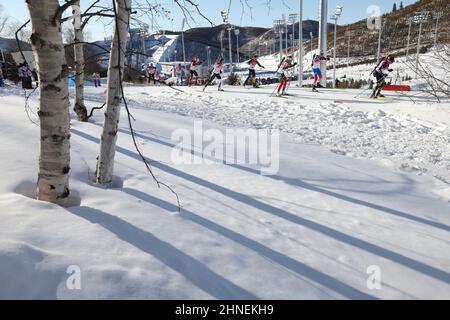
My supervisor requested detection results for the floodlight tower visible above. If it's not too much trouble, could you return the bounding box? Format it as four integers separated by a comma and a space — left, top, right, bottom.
413, 11, 429, 78
433, 11, 444, 48
273, 20, 285, 62
221, 10, 233, 70
298, 0, 304, 87
331, 5, 343, 88
318, 0, 328, 87
234, 29, 240, 64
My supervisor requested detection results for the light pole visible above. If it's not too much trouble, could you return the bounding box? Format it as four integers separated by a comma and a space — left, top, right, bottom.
310, 31, 313, 53
219, 30, 224, 57
221, 10, 233, 71
377, 18, 383, 60
289, 34, 293, 54
162, 30, 166, 62
434, 11, 444, 48
289, 13, 299, 47
174, 49, 177, 62
345, 29, 354, 68
331, 5, 343, 89
206, 46, 211, 70
318, 0, 328, 87
414, 11, 429, 78
406, 17, 413, 58
234, 29, 240, 64
282, 14, 288, 55
274, 20, 285, 62
298, 0, 303, 87
181, 18, 187, 68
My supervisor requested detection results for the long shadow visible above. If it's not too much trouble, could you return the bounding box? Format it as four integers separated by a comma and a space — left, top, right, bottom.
122, 187, 376, 299
99, 125, 450, 233
71, 128, 450, 284
67, 206, 257, 300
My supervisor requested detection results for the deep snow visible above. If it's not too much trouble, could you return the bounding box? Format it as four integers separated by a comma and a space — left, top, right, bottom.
0, 81, 449, 299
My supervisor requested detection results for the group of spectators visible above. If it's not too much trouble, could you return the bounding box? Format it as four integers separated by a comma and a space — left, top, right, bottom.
0, 62, 38, 89
0, 61, 105, 90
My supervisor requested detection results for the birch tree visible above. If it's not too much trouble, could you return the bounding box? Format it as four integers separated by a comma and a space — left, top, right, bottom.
26, 0, 71, 204
96, 0, 131, 184
71, 1, 88, 121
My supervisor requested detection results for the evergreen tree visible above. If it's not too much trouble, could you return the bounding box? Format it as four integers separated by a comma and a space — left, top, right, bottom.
393, 3, 397, 12
399, 1, 404, 10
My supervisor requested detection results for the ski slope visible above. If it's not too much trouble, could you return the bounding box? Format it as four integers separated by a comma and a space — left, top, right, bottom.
0, 83, 449, 299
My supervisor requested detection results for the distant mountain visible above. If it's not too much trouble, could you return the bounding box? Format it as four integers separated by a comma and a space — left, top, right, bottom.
0, 37, 31, 53
145, 20, 328, 64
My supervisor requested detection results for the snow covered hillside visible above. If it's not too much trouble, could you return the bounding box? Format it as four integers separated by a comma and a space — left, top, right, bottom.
0, 83, 449, 299
151, 34, 179, 63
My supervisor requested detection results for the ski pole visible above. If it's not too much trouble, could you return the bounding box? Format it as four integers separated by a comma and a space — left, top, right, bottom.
270, 84, 278, 97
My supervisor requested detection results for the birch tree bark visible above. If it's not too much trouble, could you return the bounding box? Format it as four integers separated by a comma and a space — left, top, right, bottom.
72, 1, 88, 122
26, 0, 71, 204
96, 0, 131, 184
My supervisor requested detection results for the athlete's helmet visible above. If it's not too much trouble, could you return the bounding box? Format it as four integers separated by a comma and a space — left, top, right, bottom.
387, 55, 395, 63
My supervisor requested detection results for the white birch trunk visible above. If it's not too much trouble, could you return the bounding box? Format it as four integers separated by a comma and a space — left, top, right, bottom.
26, 0, 71, 204
72, 1, 88, 122
96, 0, 131, 184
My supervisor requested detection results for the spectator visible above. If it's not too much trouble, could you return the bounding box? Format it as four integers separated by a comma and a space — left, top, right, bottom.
19, 63, 33, 89
0, 65, 4, 87
92, 72, 101, 87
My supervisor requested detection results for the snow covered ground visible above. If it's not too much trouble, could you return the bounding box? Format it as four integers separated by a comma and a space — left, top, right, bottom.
0, 82, 449, 299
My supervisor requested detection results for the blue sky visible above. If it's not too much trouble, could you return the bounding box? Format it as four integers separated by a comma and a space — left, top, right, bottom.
1, 0, 417, 40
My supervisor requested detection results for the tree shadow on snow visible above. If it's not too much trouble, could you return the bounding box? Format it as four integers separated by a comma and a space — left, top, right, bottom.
121, 187, 376, 299
70, 128, 450, 286
67, 206, 257, 300
88, 125, 450, 233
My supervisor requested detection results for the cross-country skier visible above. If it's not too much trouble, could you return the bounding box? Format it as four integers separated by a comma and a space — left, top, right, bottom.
276, 56, 297, 97
175, 63, 185, 85
188, 57, 202, 86
244, 55, 264, 88
203, 56, 224, 92
311, 51, 329, 92
148, 63, 156, 85
370, 55, 395, 99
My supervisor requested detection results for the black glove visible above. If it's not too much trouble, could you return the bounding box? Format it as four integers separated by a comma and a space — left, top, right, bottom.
388, 68, 393, 72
